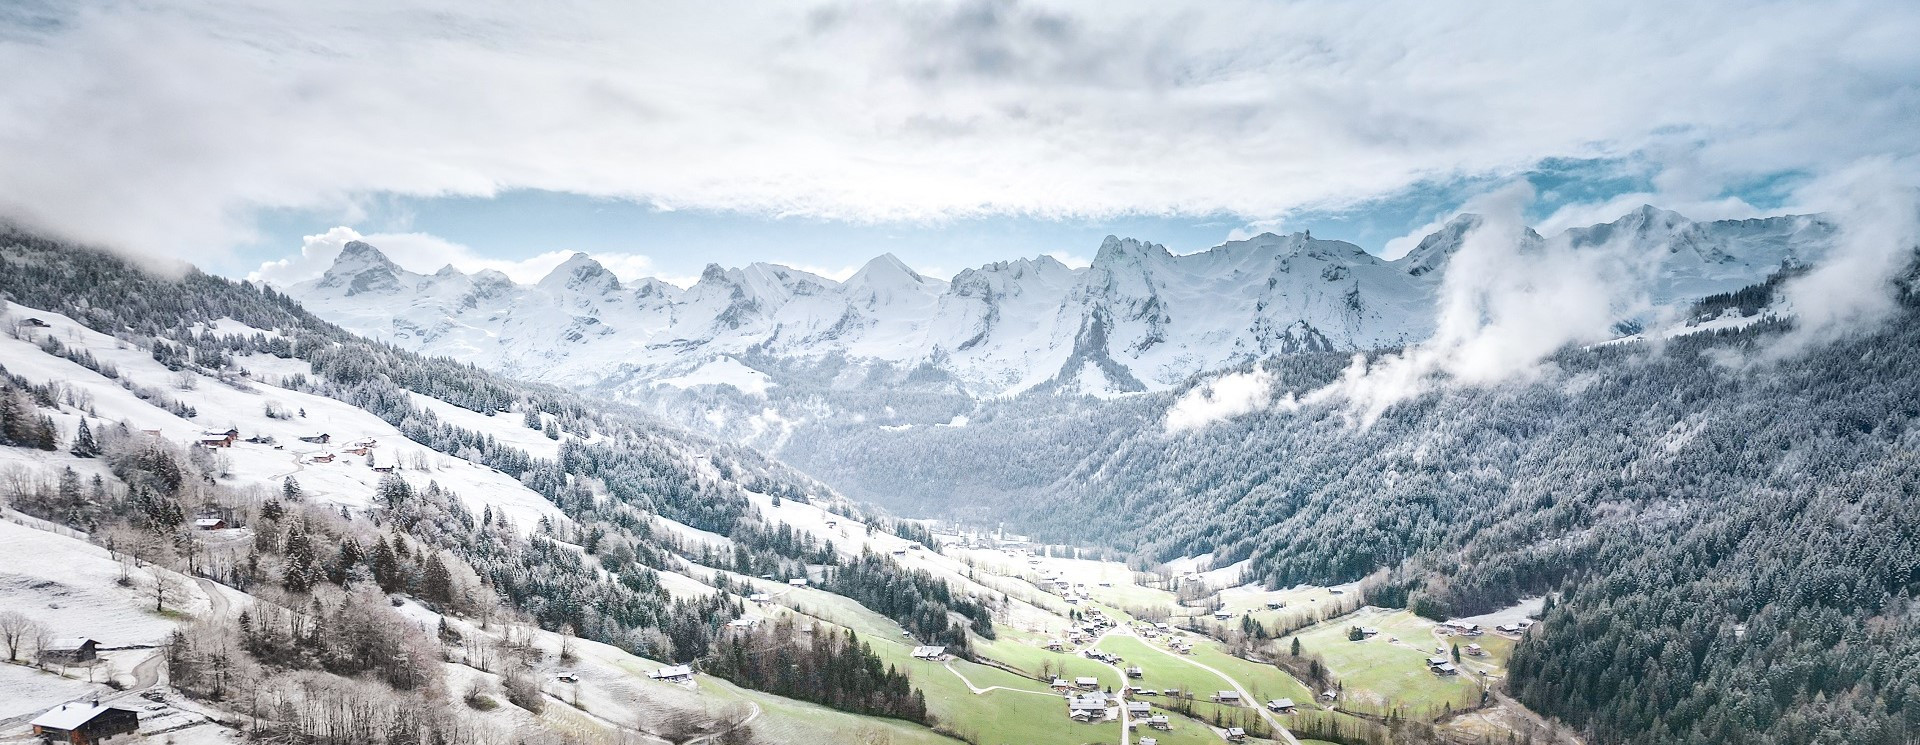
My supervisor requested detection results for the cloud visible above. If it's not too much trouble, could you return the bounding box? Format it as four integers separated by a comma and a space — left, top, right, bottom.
1164, 367, 1294, 433
1305, 183, 1659, 426
1043, 251, 1091, 269
1764, 158, 1920, 358
1, 0, 1917, 262
249, 226, 658, 285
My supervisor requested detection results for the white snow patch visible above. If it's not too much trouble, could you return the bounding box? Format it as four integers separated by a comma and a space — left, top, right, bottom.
652, 357, 773, 396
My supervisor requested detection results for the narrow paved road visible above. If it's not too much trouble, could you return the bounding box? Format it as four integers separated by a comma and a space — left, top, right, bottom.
195, 577, 233, 620
1089, 627, 1132, 745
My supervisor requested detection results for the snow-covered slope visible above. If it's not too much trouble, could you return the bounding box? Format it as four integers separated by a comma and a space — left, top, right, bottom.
287, 207, 1832, 401
0, 301, 566, 532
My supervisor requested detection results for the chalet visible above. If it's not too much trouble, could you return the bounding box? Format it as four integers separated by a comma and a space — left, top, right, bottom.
1136, 688, 1159, 696
1466, 643, 1484, 656
1075, 676, 1099, 690
22, 317, 51, 328
297, 434, 331, 444
648, 664, 694, 683
196, 430, 235, 448
30, 700, 138, 744
556, 672, 578, 683
1125, 666, 1143, 679
309, 453, 335, 464
1141, 739, 1159, 745
1067, 692, 1109, 721
726, 615, 763, 630
1427, 655, 1450, 668
1213, 610, 1232, 620
1267, 698, 1298, 713
1212, 690, 1242, 705
1266, 601, 1285, 610
910, 646, 947, 661
1361, 626, 1380, 637
747, 592, 772, 603
40, 638, 99, 665
1145, 715, 1171, 730
787, 578, 807, 587
1046, 639, 1064, 651
1226, 726, 1248, 741
192, 518, 227, 530
1050, 677, 1074, 690
891, 547, 907, 556
1432, 662, 1460, 676
352, 438, 378, 448
1126, 701, 1152, 716
1442, 620, 1483, 636
344, 446, 370, 456
371, 466, 395, 474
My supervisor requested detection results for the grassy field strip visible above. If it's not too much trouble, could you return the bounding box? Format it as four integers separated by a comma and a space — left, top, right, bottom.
1124, 628, 1303, 745
941, 663, 1064, 697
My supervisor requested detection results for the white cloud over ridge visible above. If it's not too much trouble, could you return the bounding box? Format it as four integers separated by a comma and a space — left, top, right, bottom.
1, 0, 1917, 261
250, 226, 660, 286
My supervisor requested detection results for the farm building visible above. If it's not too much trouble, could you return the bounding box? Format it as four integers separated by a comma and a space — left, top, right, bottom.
1067, 692, 1110, 721
1226, 726, 1247, 741
40, 638, 99, 664
1145, 714, 1171, 730
1212, 690, 1242, 704
1125, 666, 1143, 678
1126, 701, 1151, 716
30, 700, 138, 744
1267, 698, 1297, 713
910, 646, 947, 661
1075, 676, 1099, 690
297, 434, 330, 444
787, 577, 807, 587
648, 664, 694, 683
192, 518, 227, 530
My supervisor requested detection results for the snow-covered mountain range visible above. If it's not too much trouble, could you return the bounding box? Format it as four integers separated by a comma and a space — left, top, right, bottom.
287, 206, 1834, 400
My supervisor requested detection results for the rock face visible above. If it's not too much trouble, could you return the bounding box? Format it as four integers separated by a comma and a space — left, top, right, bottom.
288, 207, 1832, 399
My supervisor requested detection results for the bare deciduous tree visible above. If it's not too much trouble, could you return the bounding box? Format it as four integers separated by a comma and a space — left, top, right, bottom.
0, 611, 46, 662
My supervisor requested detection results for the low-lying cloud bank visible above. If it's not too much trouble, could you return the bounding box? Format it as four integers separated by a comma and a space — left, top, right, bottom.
1165, 164, 1920, 432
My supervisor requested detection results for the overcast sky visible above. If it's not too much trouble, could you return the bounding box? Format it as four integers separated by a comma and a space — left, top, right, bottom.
1, 0, 1916, 285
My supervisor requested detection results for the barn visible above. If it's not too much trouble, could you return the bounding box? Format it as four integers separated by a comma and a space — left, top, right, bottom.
40, 638, 99, 665
30, 700, 139, 744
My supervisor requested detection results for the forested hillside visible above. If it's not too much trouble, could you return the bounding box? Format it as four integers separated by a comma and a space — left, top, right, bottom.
0, 230, 959, 708
784, 264, 1920, 743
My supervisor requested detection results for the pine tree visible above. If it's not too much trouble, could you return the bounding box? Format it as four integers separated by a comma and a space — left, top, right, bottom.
423, 554, 453, 604
70, 418, 98, 457
282, 525, 318, 593
57, 467, 81, 503
282, 476, 303, 502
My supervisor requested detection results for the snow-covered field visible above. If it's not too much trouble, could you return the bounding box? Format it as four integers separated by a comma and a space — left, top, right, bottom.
0, 664, 110, 721
0, 517, 206, 646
